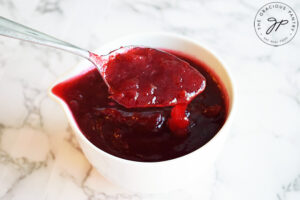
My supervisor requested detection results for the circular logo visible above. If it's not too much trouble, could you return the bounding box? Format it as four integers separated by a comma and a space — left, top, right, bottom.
254, 2, 298, 46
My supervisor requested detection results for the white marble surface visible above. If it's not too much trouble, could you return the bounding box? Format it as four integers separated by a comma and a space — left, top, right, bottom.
0, 0, 300, 199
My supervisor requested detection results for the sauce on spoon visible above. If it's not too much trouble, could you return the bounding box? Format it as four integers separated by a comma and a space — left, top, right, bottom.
90, 47, 206, 134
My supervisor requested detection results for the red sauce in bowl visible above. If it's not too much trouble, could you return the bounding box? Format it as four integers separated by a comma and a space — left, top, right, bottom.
52, 50, 228, 162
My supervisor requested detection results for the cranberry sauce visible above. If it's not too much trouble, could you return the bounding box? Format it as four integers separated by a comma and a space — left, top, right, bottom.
52, 51, 228, 162
91, 47, 206, 108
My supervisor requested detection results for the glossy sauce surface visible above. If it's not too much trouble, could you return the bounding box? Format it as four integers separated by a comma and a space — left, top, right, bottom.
52, 50, 228, 162
96, 47, 206, 108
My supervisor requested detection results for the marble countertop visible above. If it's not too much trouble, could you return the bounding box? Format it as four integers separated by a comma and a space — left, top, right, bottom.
0, 0, 300, 199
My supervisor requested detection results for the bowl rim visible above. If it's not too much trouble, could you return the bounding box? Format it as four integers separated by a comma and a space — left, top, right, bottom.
48, 32, 236, 165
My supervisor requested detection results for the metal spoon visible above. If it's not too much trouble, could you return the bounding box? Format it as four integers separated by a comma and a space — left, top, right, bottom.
0, 16, 100, 68
0, 16, 206, 110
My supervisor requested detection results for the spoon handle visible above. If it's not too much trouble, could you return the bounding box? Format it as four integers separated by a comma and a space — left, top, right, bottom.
0, 16, 90, 60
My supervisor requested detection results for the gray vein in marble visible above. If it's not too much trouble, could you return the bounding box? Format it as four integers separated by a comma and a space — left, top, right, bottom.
0, 0, 14, 8
21, 82, 45, 128
209, 165, 222, 200
0, 0, 15, 17
36, 0, 63, 15
239, 0, 257, 11
90, 192, 141, 200
277, 175, 300, 200
18, 41, 63, 77
123, 0, 174, 13
256, 54, 272, 62
60, 163, 141, 200
0, 149, 54, 198
35, 56, 58, 77
281, 72, 300, 107
64, 125, 81, 152
0, 77, 46, 130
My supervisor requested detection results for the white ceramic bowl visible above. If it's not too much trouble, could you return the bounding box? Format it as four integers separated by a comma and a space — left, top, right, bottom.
49, 33, 235, 193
